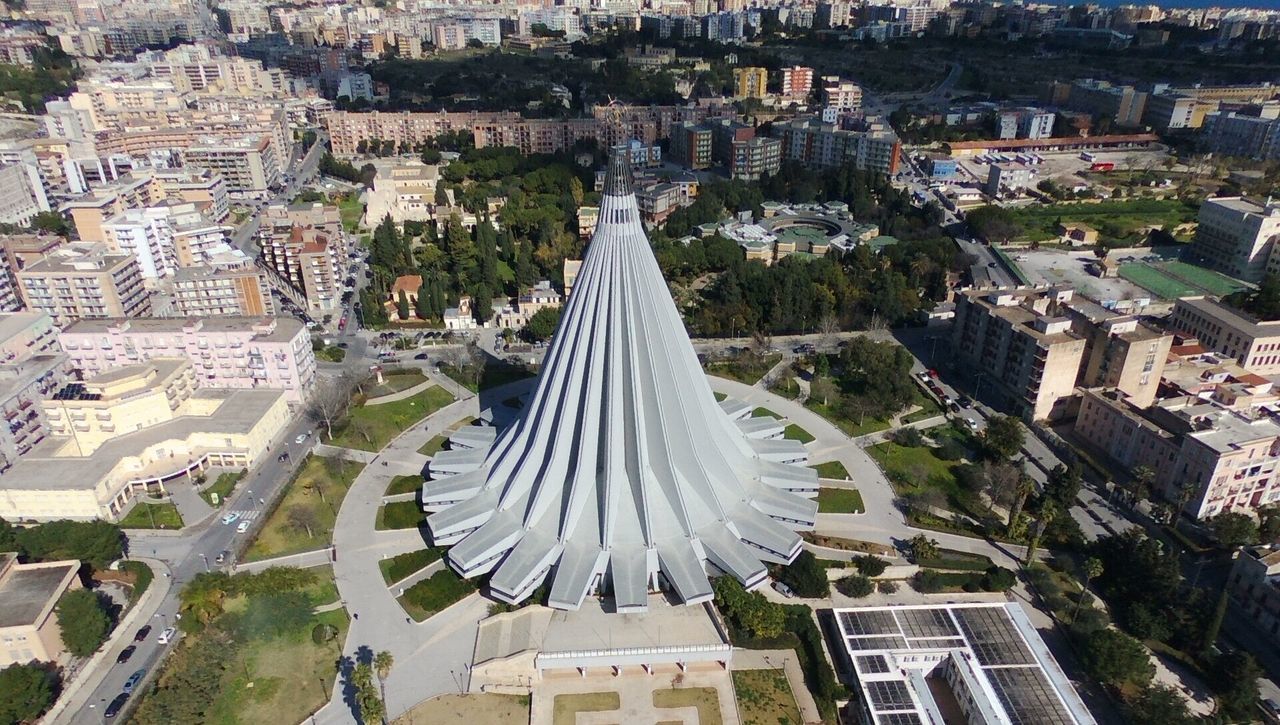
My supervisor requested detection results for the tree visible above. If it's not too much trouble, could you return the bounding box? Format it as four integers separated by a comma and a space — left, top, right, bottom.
1172, 479, 1198, 531
809, 376, 838, 407
712, 576, 785, 639
907, 534, 939, 563
1123, 684, 1198, 725
853, 555, 888, 577
1211, 651, 1262, 721
1208, 511, 1259, 547
374, 649, 394, 715
1202, 586, 1228, 652
32, 211, 70, 237
13, 520, 124, 569
965, 205, 1023, 243
286, 505, 321, 539
0, 663, 56, 725
521, 307, 562, 343
396, 290, 410, 320
835, 575, 874, 598
1042, 463, 1083, 511
1078, 628, 1154, 690
1129, 465, 1156, 505
980, 415, 1024, 461
352, 661, 385, 724
776, 550, 828, 598
56, 589, 111, 656
1074, 557, 1103, 621
306, 374, 356, 441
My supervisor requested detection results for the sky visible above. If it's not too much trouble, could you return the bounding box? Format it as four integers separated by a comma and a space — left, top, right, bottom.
1080, 0, 1280, 8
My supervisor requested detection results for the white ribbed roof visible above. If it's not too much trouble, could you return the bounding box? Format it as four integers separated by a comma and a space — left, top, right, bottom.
424, 151, 818, 611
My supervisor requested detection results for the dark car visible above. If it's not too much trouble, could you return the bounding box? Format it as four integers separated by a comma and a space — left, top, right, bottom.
958, 397, 974, 409
414, 353, 430, 360
104, 692, 129, 719
133, 626, 151, 643
116, 646, 136, 664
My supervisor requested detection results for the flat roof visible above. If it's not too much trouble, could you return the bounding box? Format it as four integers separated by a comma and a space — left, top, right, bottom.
0, 561, 78, 628
946, 133, 1159, 151
1, 388, 284, 492
1174, 296, 1280, 338
833, 603, 1096, 725
62, 316, 303, 343
0, 311, 47, 343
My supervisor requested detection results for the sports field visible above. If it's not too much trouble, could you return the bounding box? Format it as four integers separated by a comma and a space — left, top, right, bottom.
1117, 260, 1248, 300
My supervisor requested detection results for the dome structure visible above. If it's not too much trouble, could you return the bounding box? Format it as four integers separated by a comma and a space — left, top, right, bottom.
423, 150, 818, 612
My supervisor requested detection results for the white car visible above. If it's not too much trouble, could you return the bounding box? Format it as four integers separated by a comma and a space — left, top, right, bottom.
221, 513, 240, 526
965, 418, 980, 431
294, 433, 309, 444
236, 520, 250, 533
156, 627, 177, 645
771, 580, 795, 598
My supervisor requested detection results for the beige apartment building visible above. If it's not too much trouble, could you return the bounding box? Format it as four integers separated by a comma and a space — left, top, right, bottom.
951, 287, 1170, 420
259, 202, 345, 312
1074, 387, 1280, 519
1228, 545, 1280, 648
15, 243, 150, 326
1188, 196, 1280, 283
0, 553, 81, 666
170, 253, 273, 318
61, 167, 231, 244
183, 135, 281, 200
4, 357, 290, 521
1167, 296, 1280, 375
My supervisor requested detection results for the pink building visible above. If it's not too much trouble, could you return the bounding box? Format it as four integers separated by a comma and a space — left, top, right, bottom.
57, 317, 315, 403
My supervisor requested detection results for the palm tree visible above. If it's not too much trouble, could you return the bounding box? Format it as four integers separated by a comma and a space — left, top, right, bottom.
1173, 480, 1198, 532
1006, 475, 1035, 537
1130, 466, 1156, 506
1024, 500, 1058, 565
374, 650, 394, 711
1072, 556, 1103, 622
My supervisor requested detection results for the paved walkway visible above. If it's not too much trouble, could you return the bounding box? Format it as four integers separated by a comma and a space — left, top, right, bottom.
168, 484, 214, 527
366, 379, 435, 405
237, 547, 332, 573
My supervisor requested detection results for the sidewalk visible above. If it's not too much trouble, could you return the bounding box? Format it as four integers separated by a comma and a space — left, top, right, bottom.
238, 547, 333, 573
366, 379, 435, 406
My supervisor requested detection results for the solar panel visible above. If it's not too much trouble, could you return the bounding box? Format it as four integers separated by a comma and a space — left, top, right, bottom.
865, 680, 914, 710
876, 714, 923, 725
856, 655, 890, 674
986, 667, 1076, 725
952, 607, 1035, 666
842, 610, 901, 636
847, 636, 908, 651
904, 637, 966, 650
894, 608, 960, 639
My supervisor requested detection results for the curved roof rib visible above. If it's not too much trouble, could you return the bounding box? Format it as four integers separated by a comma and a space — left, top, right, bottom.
424, 149, 818, 612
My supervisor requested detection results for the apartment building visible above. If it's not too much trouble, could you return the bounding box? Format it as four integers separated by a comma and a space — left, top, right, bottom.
16, 243, 150, 326
259, 202, 346, 313
669, 122, 714, 170
772, 116, 901, 175
1062, 78, 1148, 127
779, 66, 814, 100
1142, 92, 1202, 132
169, 251, 273, 318
58, 316, 315, 403
636, 183, 683, 226
1228, 545, 1280, 649
0, 163, 51, 227
0, 311, 67, 471
61, 167, 231, 243
985, 163, 1035, 197
183, 135, 281, 200
0, 554, 81, 666
710, 119, 755, 167
732, 67, 768, 99
1167, 296, 1280, 374
1188, 196, 1280, 283
730, 137, 783, 181
1201, 104, 1280, 162
1074, 387, 1280, 518
0, 234, 64, 311
820, 77, 863, 111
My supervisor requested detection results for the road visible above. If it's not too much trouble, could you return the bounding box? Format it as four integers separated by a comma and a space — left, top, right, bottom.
231, 129, 329, 258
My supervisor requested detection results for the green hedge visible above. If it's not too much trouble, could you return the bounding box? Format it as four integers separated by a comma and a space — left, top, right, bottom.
379, 548, 444, 585
401, 569, 476, 615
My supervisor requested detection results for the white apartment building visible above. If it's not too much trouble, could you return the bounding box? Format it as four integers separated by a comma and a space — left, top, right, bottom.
1190, 196, 1280, 283
102, 207, 177, 282
170, 251, 273, 318
820, 76, 862, 111
183, 134, 281, 200
0, 163, 51, 227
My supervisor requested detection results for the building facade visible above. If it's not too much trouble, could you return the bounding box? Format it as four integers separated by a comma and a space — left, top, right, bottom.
1188, 196, 1280, 283
15, 243, 151, 326
1168, 296, 1280, 375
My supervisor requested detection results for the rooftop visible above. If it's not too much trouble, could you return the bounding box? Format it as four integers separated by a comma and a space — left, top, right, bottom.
0, 312, 48, 345
61, 316, 303, 343
1174, 296, 1280, 338
0, 560, 78, 629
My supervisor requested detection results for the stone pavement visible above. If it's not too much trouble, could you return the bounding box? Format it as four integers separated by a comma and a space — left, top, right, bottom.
167, 483, 214, 527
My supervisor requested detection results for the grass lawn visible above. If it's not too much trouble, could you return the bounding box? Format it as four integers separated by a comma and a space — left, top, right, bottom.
118, 501, 184, 529
418, 434, 449, 456
714, 391, 727, 402
732, 669, 802, 725
1119, 260, 1249, 301
705, 354, 781, 385
783, 423, 814, 444
867, 442, 961, 500
440, 361, 536, 393
315, 346, 345, 363
366, 370, 426, 398
394, 693, 530, 725
203, 606, 349, 725
817, 488, 865, 514
379, 548, 444, 585
653, 687, 722, 725
752, 407, 779, 418
385, 474, 424, 496
398, 568, 477, 621
202, 470, 244, 507
337, 194, 364, 233
804, 399, 890, 437
1004, 198, 1199, 244
769, 376, 803, 400
809, 460, 851, 480
901, 392, 944, 424
328, 386, 455, 451
376, 500, 424, 530
552, 693, 620, 725
245, 456, 364, 562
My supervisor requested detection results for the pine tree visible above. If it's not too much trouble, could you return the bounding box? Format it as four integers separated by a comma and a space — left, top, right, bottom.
514, 241, 537, 287
414, 283, 431, 319
471, 284, 492, 323
396, 290, 409, 320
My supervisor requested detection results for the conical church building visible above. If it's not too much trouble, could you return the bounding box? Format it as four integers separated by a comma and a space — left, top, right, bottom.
423, 150, 819, 612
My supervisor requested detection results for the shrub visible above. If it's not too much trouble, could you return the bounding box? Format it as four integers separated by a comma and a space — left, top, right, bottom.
878, 580, 898, 594
980, 566, 1017, 592
934, 438, 967, 461
775, 551, 829, 598
852, 554, 888, 577
835, 575, 874, 598
911, 570, 944, 593
891, 427, 924, 447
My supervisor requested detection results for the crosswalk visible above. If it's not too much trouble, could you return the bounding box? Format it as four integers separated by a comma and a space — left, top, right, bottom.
227, 510, 261, 522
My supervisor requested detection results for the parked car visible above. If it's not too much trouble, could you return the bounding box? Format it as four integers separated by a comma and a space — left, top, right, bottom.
965, 418, 979, 431
294, 433, 309, 444
771, 580, 795, 598
958, 397, 974, 409
157, 627, 176, 645
214, 550, 231, 565
116, 646, 136, 664
277, 452, 290, 463
104, 693, 129, 719
122, 669, 146, 694
414, 353, 430, 360
133, 626, 151, 643
220, 513, 239, 526
236, 521, 249, 534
